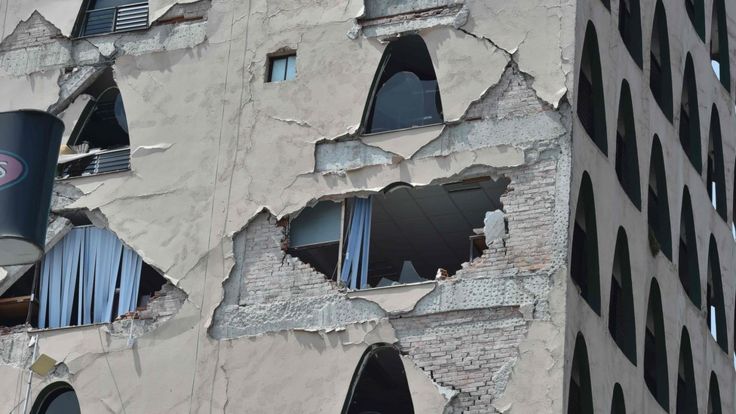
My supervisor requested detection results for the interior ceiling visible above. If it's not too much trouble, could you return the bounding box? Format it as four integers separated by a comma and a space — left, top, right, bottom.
369, 178, 507, 283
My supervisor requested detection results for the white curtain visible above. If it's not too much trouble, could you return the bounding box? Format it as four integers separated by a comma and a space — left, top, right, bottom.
38, 227, 143, 328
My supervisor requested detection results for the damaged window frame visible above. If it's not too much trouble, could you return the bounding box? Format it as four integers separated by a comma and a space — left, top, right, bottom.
360, 34, 444, 135
0, 224, 167, 331
286, 176, 508, 291
57, 67, 132, 180
73, 0, 150, 38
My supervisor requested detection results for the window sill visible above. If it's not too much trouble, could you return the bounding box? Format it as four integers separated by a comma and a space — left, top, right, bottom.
345, 280, 437, 314
29, 321, 111, 334
360, 121, 445, 138
345, 279, 436, 293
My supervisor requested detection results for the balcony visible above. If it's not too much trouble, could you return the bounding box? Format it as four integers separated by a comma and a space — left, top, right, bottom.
78, 1, 149, 37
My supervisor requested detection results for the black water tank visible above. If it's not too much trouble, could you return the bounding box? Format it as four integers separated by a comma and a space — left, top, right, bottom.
0, 110, 64, 265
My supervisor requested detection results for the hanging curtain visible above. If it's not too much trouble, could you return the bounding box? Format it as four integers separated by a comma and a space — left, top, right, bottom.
340, 198, 372, 290
117, 246, 142, 315
37, 227, 143, 328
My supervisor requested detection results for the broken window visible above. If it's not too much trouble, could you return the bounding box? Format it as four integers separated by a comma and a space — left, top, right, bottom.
571, 172, 601, 314
268, 54, 296, 82
615, 81, 641, 208
362, 35, 443, 134
0, 226, 166, 329
678, 188, 701, 309
676, 328, 698, 414
618, 0, 642, 67
706, 236, 727, 352
288, 177, 508, 289
75, 0, 149, 37
708, 372, 722, 414
644, 278, 669, 411
650, 1, 673, 122
707, 106, 726, 220
0, 265, 38, 328
611, 383, 626, 414
341, 344, 414, 414
710, 0, 729, 89
568, 333, 594, 414
648, 136, 672, 259
679, 55, 702, 173
577, 22, 608, 154
31, 382, 81, 414
685, 0, 705, 40
57, 68, 131, 179
608, 227, 636, 365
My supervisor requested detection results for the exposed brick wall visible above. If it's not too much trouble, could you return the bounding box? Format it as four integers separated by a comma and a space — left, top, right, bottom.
236, 213, 338, 306
0, 12, 63, 52
392, 307, 528, 414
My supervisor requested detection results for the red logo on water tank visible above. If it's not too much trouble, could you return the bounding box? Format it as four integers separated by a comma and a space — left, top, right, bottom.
0, 151, 27, 191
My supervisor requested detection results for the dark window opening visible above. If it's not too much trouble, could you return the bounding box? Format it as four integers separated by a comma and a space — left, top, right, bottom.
0, 265, 38, 328
679, 55, 702, 173
650, 1, 673, 122
600, 0, 610, 10
577, 22, 608, 154
58, 68, 131, 179
678, 188, 701, 308
268, 54, 296, 82
618, 0, 643, 67
707, 106, 726, 220
608, 227, 637, 365
615, 81, 641, 208
0, 226, 168, 330
611, 384, 626, 414
708, 373, 722, 414
341, 344, 414, 414
75, 0, 149, 37
571, 172, 601, 314
30, 382, 81, 414
706, 237, 727, 352
710, 0, 730, 90
685, 0, 706, 40
648, 136, 672, 259
676, 329, 698, 414
289, 177, 509, 289
644, 279, 669, 411
362, 35, 443, 134
568, 333, 594, 414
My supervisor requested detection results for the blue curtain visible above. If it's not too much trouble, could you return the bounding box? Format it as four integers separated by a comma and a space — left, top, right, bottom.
340, 198, 372, 289
38, 227, 143, 328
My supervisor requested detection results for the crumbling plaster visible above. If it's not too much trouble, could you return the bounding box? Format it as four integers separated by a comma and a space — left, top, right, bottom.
0, 0, 575, 412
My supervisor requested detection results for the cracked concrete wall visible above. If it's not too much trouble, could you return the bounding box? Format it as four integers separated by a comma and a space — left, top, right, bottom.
0, 0, 574, 412
569, 0, 736, 412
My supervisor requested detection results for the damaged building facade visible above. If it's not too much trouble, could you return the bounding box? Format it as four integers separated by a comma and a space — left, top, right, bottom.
0, 0, 729, 412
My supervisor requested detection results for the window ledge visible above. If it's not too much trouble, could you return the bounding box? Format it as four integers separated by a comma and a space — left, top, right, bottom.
360, 121, 445, 138
29, 321, 110, 334
345, 280, 437, 314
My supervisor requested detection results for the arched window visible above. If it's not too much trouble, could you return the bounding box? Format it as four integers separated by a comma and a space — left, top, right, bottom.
685, 0, 706, 40
676, 328, 698, 414
568, 333, 594, 414
31, 382, 81, 414
679, 55, 702, 173
611, 383, 626, 414
678, 188, 701, 308
608, 227, 637, 364
648, 136, 673, 259
707, 106, 726, 220
710, 0, 730, 89
362, 35, 443, 134
618, 0, 643, 67
341, 344, 414, 414
707, 236, 727, 352
650, 1, 673, 121
571, 172, 601, 314
644, 279, 669, 411
707, 372, 722, 414
615, 81, 641, 208
578, 22, 608, 154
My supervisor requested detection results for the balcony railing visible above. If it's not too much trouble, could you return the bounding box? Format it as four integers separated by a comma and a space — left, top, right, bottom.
79, 2, 149, 37
57, 147, 131, 179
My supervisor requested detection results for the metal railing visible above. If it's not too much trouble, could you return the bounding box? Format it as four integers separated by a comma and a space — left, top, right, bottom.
79, 2, 149, 37
57, 147, 131, 179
